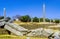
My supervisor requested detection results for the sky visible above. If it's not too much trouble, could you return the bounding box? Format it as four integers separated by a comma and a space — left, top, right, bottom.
0, 0, 60, 19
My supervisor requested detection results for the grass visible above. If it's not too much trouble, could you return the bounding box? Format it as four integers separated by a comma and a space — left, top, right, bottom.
0, 35, 48, 39
14, 21, 57, 30
0, 35, 26, 39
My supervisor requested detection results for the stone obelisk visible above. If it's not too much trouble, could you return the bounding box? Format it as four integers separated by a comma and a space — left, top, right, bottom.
43, 3, 45, 22
4, 8, 6, 20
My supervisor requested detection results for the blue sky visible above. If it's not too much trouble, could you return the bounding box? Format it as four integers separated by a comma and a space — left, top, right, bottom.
0, 0, 60, 19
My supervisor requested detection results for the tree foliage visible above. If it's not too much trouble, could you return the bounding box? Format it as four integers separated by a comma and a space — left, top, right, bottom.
40, 18, 43, 22
54, 19, 60, 23
45, 18, 50, 22
20, 15, 31, 22
33, 17, 39, 22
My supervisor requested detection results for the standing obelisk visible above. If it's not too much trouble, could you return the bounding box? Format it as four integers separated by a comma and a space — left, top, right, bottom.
43, 3, 46, 22
4, 8, 6, 20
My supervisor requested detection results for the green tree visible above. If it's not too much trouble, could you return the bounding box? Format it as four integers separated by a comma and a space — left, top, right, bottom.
39, 18, 50, 22
33, 17, 39, 22
40, 18, 43, 22
20, 15, 31, 22
50, 19, 53, 22
54, 19, 60, 23
45, 18, 50, 22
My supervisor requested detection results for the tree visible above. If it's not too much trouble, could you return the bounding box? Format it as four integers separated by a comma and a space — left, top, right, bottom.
33, 17, 39, 22
50, 19, 53, 22
54, 19, 60, 23
45, 18, 50, 22
20, 15, 31, 22
39, 18, 50, 22
40, 18, 43, 22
